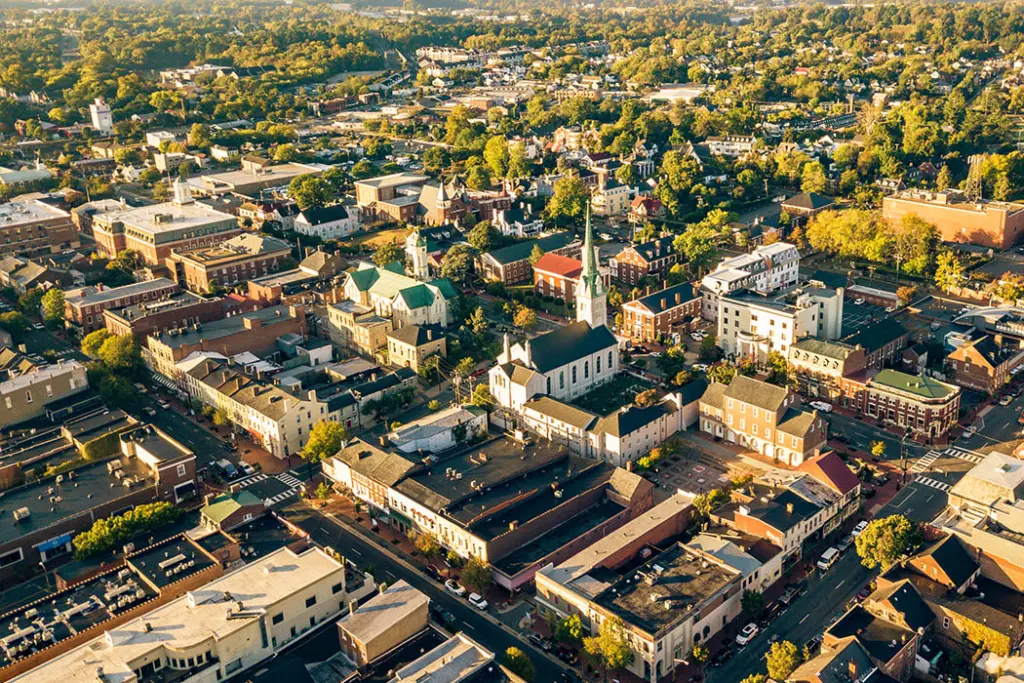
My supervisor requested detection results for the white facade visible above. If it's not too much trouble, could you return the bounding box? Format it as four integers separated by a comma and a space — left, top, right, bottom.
716, 287, 844, 362
145, 131, 177, 149
701, 242, 800, 320
707, 135, 756, 157
89, 98, 113, 135
387, 405, 487, 454
405, 230, 429, 280
293, 210, 358, 240
591, 183, 630, 217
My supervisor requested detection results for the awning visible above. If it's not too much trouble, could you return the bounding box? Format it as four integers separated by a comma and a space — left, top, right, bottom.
36, 533, 73, 552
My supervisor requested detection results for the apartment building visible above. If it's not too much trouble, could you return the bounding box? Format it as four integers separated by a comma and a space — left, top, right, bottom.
621, 282, 701, 343
9, 547, 375, 683
167, 233, 292, 293
610, 236, 681, 286
707, 135, 756, 157
327, 300, 394, 357
92, 181, 241, 266
948, 334, 1024, 394
0, 355, 88, 428
64, 278, 180, 333
536, 495, 748, 683
103, 292, 256, 338
698, 375, 827, 467
386, 324, 446, 372
788, 338, 867, 401
701, 242, 800, 320
337, 580, 429, 667
717, 285, 845, 362
840, 318, 910, 370
146, 304, 307, 379
882, 189, 1024, 250
0, 200, 78, 258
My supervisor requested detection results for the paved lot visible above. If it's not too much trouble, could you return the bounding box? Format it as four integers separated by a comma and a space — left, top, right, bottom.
971, 251, 1024, 277
959, 394, 1024, 449
840, 300, 888, 336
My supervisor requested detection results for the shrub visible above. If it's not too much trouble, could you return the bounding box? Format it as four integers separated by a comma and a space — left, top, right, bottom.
73, 502, 182, 559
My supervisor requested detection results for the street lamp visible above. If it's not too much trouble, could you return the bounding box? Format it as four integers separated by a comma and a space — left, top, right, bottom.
899, 428, 912, 485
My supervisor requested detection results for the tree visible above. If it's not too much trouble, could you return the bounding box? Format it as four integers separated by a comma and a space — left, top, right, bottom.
301, 421, 349, 471
467, 306, 489, 337
896, 286, 917, 306
507, 142, 530, 180
529, 244, 545, 265
673, 225, 718, 275
740, 676, 766, 683
707, 363, 737, 385
936, 164, 952, 191
422, 147, 450, 176
690, 645, 709, 665
545, 175, 589, 226
741, 589, 765, 618
373, 240, 403, 268
855, 514, 922, 569
766, 640, 802, 681
0, 311, 29, 341
288, 174, 333, 209
440, 244, 474, 283
97, 335, 140, 372
469, 384, 494, 410
413, 531, 441, 558
467, 165, 491, 190
212, 409, 230, 428
800, 161, 827, 193
40, 288, 65, 323
18, 288, 44, 316
97, 374, 134, 408
273, 143, 298, 162
513, 306, 537, 331
554, 614, 584, 646
934, 250, 964, 293
72, 502, 181, 559
81, 329, 112, 357
871, 441, 887, 459
461, 555, 492, 592
468, 220, 497, 251
484, 135, 509, 179
502, 647, 536, 683
634, 388, 658, 408
765, 350, 791, 387
350, 160, 379, 180
583, 616, 634, 677
187, 123, 211, 148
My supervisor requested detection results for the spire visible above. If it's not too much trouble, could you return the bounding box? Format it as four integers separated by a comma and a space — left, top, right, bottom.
575, 205, 607, 328
502, 332, 510, 361
172, 178, 193, 205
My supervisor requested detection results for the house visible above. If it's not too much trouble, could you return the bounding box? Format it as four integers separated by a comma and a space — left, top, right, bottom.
294, 204, 359, 239
781, 192, 836, 219
493, 202, 544, 238
610, 236, 682, 286
796, 451, 862, 531
386, 324, 447, 372
707, 135, 756, 157
0, 354, 88, 429
200, 489, 266, 531
948, 334, 1024, 394
591, 180, 630, 216
533, 252, 583, 302
698, 375, 828, 467
327, 300, 394, 356
340, 263, 455, 329
387, 405, 487, 454
337, 580, 429, 667
621, 282, 701, 343
629, 195, 664, 224
480, 231, 579, 285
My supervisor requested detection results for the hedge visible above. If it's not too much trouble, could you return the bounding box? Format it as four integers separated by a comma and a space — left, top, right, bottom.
72, 502, 183, 559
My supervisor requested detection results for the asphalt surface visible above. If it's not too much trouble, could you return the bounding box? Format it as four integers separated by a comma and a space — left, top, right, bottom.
279, 500, 569, 683
959, 394, 1024, 449
823, 412, 929, 464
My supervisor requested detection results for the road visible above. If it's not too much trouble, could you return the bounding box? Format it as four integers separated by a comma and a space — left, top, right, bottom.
823, 412, 930, 465
959, 394, 1024, 449
278, 500, 569, 683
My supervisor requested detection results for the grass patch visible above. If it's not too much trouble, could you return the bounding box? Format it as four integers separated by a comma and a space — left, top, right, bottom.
348, 227, 410, 249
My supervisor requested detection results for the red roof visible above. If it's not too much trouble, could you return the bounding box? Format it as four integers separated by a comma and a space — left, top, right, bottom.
797, 451, 860, 495
532, 252, 583, 279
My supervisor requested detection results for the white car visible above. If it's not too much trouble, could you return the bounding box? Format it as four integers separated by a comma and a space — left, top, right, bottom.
1001, 395, 1014, 406
852, 521, 869, 537
853, 298, 865, 306
692, 363, 709, 372
809, 401, 833, 413
885, 305, 897, 313
468, 593, 488, 610
735, 623, 759, 646
444, 579, 466, 597
691, 331, 706, 341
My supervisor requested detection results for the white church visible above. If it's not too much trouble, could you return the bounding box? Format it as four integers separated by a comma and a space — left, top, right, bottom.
489, 212, 620, 417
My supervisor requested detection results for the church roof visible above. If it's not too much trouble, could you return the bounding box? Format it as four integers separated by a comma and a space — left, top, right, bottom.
526, 321, 617, 374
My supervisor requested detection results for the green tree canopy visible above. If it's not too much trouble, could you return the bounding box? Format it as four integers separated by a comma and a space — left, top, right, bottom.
766, 640, 802, 680
288, 174, 333, 210
855, 514, 922, 569
301, 421, 350, 466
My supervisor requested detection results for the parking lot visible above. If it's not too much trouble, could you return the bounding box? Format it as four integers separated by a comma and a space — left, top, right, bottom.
647, 444, 755, 495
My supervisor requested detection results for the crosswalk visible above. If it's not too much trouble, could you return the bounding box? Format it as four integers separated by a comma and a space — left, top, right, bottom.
911, 445, 984, 474
945, 446, 983, 464
265, 471, 305, 506
914, 476, 951, 492
237, 473, 269, 488
278, 472, 303, 488
910, 450, 941, 474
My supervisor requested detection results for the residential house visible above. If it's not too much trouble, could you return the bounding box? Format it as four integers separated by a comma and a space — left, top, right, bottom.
0, 353, 88, 429
294, 204, 359, 240
610, 236, 681, 286
480, 232, 579, 285
386, 324, 447, 372
621, 282, 701, 343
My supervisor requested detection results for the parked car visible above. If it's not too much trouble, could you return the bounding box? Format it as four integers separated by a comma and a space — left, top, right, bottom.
468, 593, 488, 610
838, 534, 854, 552
556, 646, 578, 665
1001, 395, 1014, 406
134, 383, 148, 394
143, 407, 157, 417
31, 322, 44, 330
444, 579, 466, 596
692, 363, 709, 372
857, 584, 873, 601
430, 604, 456, 629
239, 463, 256, 477
215, 459, 239, 480
735, 623, 759, 646
854, 298, 865, 305
817, 547, 840, 572
852, 520, 869, 537
709, 645, 734, 668
804, 635, 823, 655
691, 331, 706, 341
528, 632, 552, 651
157, 399, 170, 409
424, 564, 442, 581
809, 400, 833, 413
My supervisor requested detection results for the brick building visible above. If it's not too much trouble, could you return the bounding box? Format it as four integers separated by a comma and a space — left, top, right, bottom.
948, 334, 1024, 394
532, 252, 582, 301
610, 236, 681, 286
840, 318, 910, 370
620, 282, 700, 343
0, 200, 78, 258
64, 278, 180, 333
838, 369, 961, 440
480, 232, 579, 285
167, 233, 292, 293
788, 338, 867, 402
103, 291, 257, 338
882, 190, 1024, 250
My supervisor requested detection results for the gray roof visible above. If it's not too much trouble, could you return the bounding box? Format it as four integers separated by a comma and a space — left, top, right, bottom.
527, 321, 617, 374
593, 400, 677, 438
777, 408, 820, 439
791, 338, 860, 360
333, 438, 419, 486
339, 580, 428, 644
524, 396, 597, 430
723, 375, 789, 412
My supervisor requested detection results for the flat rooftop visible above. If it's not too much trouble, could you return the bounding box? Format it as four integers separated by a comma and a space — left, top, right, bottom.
104, 291, 210, 323
390, 632, 495, 683
11, 547, 344, 683
339, 580, 427, 645
151, 304, 296, 350
595, 543, 739, 635
0, 200, 69, 226
66, 279, 177, 310
112, 201, 236, 237
189, 163, 327, 191
355, 172, 429, 189
175, 234, 291, 266
121, 425, 192, 463
4, 459, 153, 540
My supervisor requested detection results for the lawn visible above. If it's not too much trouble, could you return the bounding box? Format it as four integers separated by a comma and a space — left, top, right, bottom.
348, 227, 410, 249
571, 374, 657, 415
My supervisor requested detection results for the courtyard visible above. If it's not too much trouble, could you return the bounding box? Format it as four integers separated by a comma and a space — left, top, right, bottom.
570, 373, 657, 414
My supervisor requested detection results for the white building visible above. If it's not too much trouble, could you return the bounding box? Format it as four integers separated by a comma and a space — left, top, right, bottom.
341, 263, 453, 329
10, 546, 375, 683
716, 285, 844, 362
701, 242, 800, 320
706, 135, 757, 157
145, 131, 177, 149
591, 181, 630, 217
88, 98, 113, 135
293, 205, 359, 240
387, 405, 487, 454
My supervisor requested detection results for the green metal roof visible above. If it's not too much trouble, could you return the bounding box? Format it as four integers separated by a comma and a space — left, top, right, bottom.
201, 490, 263, 524
870, 369, 956, 400
398, 284, 435, 309
428, 277, 459, 300
348, 268, 380, 292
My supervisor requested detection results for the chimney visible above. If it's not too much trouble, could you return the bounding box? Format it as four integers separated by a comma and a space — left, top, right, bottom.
675, 292, 681, 304
847, 659, 858, 680
379, 435, 388, 448
348, 600, 358, 615
786, 502, 794, 514
427, 329, 433, 341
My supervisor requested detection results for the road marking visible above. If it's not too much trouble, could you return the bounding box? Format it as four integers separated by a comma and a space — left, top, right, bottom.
836, 580, 845, 588
464, 623, 475, 631
799, 614, 809, 624
895, 488, 917, 506
350, 548, 362, 557
926, 494, 934, 502
914, 476, 951, 492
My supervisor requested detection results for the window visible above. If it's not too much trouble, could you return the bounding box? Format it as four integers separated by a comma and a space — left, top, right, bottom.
24, 390, 32, 404
3, 397, 10, 410
584, 361, 589, 379
0, 548, 23, 568
176, 464, 186, 477
45, 384, 52, 398
332, 583, 343, 594
305, 596, 317, 608
559, 372, 565, 390
942, 616, 950, 629
596, 357, 601, 374
272, 612, 284, 624
571, 367, 577, 383
225, 659, 243, 675
608, 351, 613, 367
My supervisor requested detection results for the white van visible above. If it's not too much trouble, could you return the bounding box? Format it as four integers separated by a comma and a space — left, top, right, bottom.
816, 547, 840, 572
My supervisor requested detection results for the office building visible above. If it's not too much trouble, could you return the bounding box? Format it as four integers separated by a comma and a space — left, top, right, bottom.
0, 200, 78, 258
701, 242, 799, 320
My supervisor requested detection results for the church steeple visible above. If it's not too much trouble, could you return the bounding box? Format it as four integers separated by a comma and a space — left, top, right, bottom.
576, 206, 607, 328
